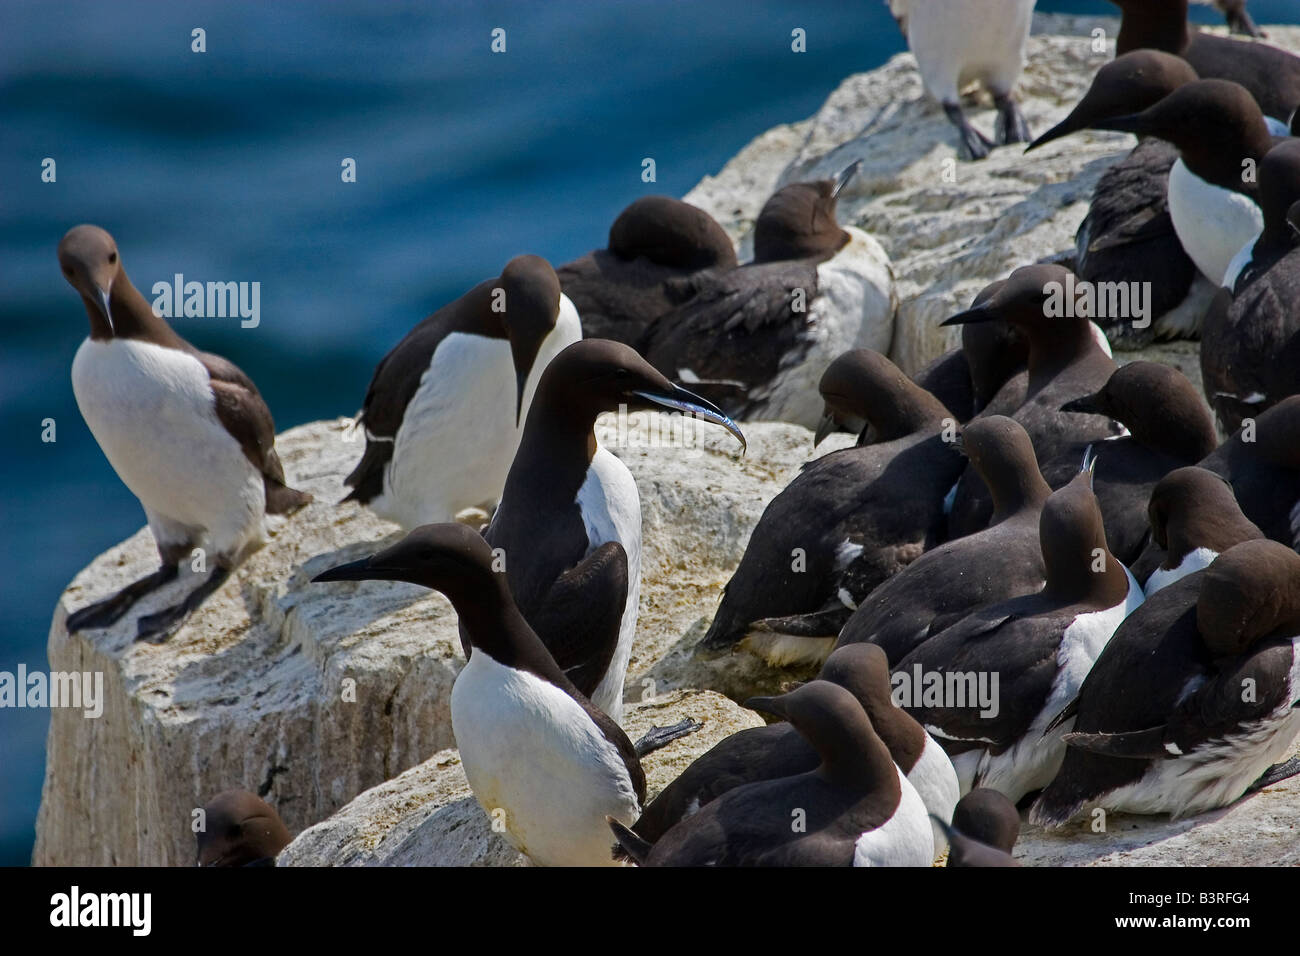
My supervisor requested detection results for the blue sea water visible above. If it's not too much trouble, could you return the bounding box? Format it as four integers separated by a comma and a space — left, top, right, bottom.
2, 0, 1298, 866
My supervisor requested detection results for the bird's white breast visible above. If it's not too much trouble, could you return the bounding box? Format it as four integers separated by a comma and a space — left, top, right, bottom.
450, 649, 640, 866
902, 0, 1035, 102
577, 445, 643, 719
70, 337, 263, 556
853, 766, 935, 867
378, 301, 580, 530
907, 733, 961, 858
757, 226, 895, 429
1167, 158, 1265, 288
1145, 547, 1219, 596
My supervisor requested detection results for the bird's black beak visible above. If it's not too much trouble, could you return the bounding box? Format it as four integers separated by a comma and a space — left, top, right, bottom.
941, 304, 999, 326
633, 384, 747, 453
948, 430, 968, 457
1024, 116, 1078, 153
1060, 393, 1101, 415
813, 407, 839, 448
744, 695, 788, 720
1088, 113, 1147, 136
515, 365, 528, 427
832, 159, 862, 198
312, 554, 407, 584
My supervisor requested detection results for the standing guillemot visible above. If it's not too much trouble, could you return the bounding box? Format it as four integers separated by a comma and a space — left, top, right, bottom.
313, 522, 646, 867
483, 339, 744, 720
610, 681, 934, 866
887, 0, 1035, 160
1199, 395, 1300, 547
1032, 539, 1300, 826
1109, 0, 1300, 121
557, 196, 737, 347
342, 255, 581, 530
59, 225, 311, 643
837, 416, 1050, 665
637, 163, 892, 431
1130, 466, 1264, 594
1027, 52, 1201, 343
698, 350, 965, 664
943, 264, 1122, 539
898, 460, 1145, 802
195, 790, 291, 867
936, 788, 1021, 867
628, 645, 958, 858
1049, 361, 1218, 565
1086, 80, 1275, 290
1202, 144, 1300, 432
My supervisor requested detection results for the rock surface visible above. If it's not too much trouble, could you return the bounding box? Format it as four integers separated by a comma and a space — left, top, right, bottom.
36, 16, 1300, 867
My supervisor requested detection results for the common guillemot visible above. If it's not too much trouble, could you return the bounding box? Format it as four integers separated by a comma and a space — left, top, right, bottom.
610, 680, 934, 866
1032, 539, 1300, 825
637, 163, 893, 430
1027, 51, 1202, 344
483, 339, 744, 720
1130, 466, 1264, 595
313, 522, 647, 866
837, 415, 1050, 664
195, 790, 291, 867
1087, 79, 1275, 290
699, 349, 964, 664
59, 225, 311, 643
898, 458, 1145, 802
628, 644, 958, 858
888, 0, 1035, 160
942, 264, 1122, 539
342, 255, 581, 529
1202, 142, 1300, 433
557, 196, 737, 347
1051, 360, 1219, 565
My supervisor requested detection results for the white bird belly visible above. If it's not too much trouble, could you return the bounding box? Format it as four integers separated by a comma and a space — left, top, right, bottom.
907, 733, 961, 858
577, 445, 643, 720
378, 333, 519, 529
905, 0, 1034, 102
451, 651, 641, 866
1167, 159, 1265, 288
70, 338, 263, 557
853, 766, 935, 867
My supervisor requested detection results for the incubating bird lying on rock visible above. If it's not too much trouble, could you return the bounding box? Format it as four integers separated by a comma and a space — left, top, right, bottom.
1032, 539, 1300, 826
698, 349, 965, 666
897, 457, 1145, 803
636, 161, 896, 430
609, 680, 935, 867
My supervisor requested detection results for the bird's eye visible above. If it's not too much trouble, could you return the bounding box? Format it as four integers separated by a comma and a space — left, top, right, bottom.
108, 252, 117, 264
62, 266, 73, 277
